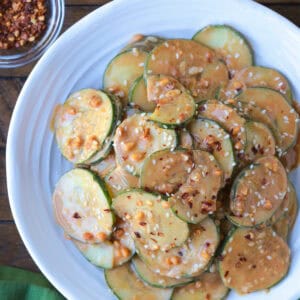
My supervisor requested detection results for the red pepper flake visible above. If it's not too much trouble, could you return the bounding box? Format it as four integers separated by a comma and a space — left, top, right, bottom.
134, 232, 141, 238
198, 105, 206, 112
224, 270, 229, 277
139, 222, 147, 226
0, 0, 47, 49
72, 212, 81, 219
103, 209, 111, 212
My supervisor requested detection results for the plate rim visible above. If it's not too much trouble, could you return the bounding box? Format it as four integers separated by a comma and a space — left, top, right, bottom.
6, 0, 300, 299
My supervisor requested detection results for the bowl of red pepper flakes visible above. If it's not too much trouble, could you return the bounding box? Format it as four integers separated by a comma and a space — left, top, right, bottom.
0, 0, 64, 68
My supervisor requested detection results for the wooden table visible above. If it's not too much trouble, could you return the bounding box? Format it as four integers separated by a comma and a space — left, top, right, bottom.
0, 0, 299, 274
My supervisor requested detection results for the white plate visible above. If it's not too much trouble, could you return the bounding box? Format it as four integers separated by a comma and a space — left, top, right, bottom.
6, 0, 300, 299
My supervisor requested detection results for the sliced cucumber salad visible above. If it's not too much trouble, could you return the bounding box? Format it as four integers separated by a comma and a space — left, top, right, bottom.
51, 25, 299, 299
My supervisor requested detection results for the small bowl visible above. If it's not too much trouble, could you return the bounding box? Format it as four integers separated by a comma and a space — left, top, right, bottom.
0, 0, 65, 68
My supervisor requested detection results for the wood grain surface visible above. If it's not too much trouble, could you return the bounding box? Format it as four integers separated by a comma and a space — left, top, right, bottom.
0, 0, 299, 274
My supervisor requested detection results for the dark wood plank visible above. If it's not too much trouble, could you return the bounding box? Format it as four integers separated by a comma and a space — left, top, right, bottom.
66, 0, 110, 5
0, 79, 25, 221
65, 0, 300, 4
268, 4, 300, 25
260, 0, 300, 3
0, 222, 39, 272
0, 149, 12, 221
0, 79, 24, 146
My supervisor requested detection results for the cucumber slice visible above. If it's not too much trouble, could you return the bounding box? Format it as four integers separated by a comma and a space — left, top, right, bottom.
90, 151, 116, 178
233, 100, 275, 132
72, 220, 134, 268
129, 76, 156, 112
220, 66, 293, 101
229, 156, 288, 227
191, 60, 229, 103
235, 87, 299, 154
73, 239, 114, 269
124, 35, 165, 53
244, 121, 276, 162
140, 149, 194, 194
170, 150, 223, 224
147, 75, 196, 126
267, 184, 290, 226
178, 129, 193, 149
172, 271, 228, 300
145, 39, 217, 102
103, 49, 147, 104
53, 89, 120, 164
53, 168, 114, 243
193, 25, 253, 75
83, 94, 123, 165
219, 227, 290, 294
136, 218, 219, 279
287, 181, 298, 229
132, 257, 192, 288
114, 113, 177, 176
105, 263, 173, 300
188, 118, 235, 180
198, 99, 246, 154
112, 189, 189, 251
272, 216, 289, 241
104, 167, 139, 197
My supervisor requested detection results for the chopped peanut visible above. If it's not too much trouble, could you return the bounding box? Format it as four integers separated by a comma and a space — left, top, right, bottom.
96, 232, 107, 242
83, 232, 94, 241
146, 200, 153, 207
142, 127, 151, 139
233, 81, 243, 90
159, 78, 170, 86
151, 244, 160, 250
201, 249, 210, 260
263, 200, 273, 210
234, 141, 243, 150
231, 126, 241, 136
89, 95, 102, 108
85, 136, 99, 150
130, 152, 145, 161
240, 186, 248, 196
214, 169, 222, 176
136, 200, 143, 206
227, 98, 235, 104
130, 33, 144, 43
120, 246, 131, 258
125, 213, 132, 220
272, 162, 278, 172
161, 201, 171, 209
122, 142, 136, 152
165, 89, 181, 98
115, 249, 121, 258
66, 106, 77, 115
200, 79, 210, 88
135, 211, 145, 221
205, 135, 215, 145
68, 136, 83, 149
195, 281, 202, 289
116, 127, 124, 137
113, 240, 121, 247
166, 256, 181, 265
